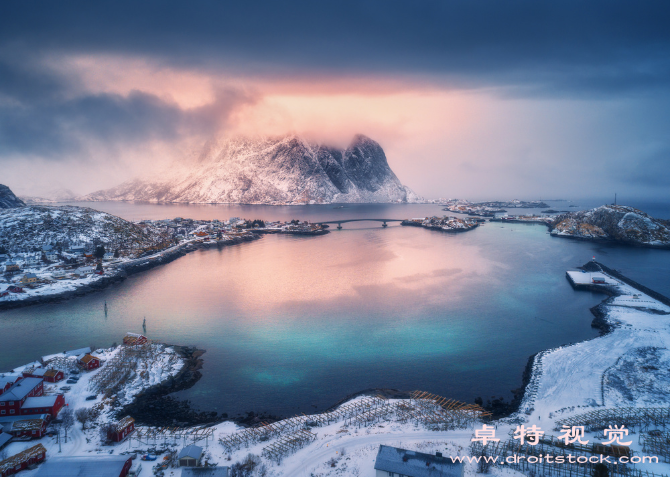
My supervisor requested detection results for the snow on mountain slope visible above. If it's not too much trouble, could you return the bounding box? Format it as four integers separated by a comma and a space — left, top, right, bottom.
0, 184, 26, 209
84, 134, 420, 204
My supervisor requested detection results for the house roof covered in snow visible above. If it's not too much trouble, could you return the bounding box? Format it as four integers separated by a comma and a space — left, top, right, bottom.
42, 347, 91, 363
0, 378, 43, 402
34, 455, 131, 477
0, 432, 11, 448
79, 353, 100, 364
178, 444, 204, 460
23, 395, 60, 408
374, 445, 464, 477
0, 374, 21, 388
182, 468, 230, 477
0, 414, 48, 433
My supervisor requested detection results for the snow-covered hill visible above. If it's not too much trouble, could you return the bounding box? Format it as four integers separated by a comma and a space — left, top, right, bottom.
84, 134, 420, 204
0, 205, 169, 253
550, 205, 670, 247
0, 184, 26, 209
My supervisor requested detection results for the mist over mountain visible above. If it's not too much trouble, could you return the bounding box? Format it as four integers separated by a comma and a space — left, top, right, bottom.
85, 134, 420, 205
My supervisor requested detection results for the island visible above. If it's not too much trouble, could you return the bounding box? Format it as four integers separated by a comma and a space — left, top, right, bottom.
549, 205, 670, 248
401, 215, 480, 232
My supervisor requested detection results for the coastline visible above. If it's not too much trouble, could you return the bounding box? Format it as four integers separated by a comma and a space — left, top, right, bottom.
510, 260, 670, 424
0, 234, 261, 312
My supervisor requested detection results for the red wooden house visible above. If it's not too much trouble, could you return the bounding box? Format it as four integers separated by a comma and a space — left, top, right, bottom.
22, 368, 64, 383
0, 378, 44, 417
0, 444, 46, 477
122, 333, 148, 346
79, 354, 101, 371
21, 395, 65, 418
107, 416, 135, 442
0, 414, 50, 439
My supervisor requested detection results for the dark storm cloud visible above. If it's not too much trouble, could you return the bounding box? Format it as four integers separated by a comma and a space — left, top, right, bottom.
0, 56, 254, 159
2, 0, 670, 94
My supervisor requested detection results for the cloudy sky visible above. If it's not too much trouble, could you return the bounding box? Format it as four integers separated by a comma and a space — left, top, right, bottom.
1, 1, 669, 201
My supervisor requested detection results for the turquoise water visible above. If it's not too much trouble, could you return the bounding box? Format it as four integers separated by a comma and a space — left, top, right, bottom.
1, 201, 669, 417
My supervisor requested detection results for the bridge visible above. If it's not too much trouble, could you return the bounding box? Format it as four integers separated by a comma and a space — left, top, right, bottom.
315, 218, 404, 229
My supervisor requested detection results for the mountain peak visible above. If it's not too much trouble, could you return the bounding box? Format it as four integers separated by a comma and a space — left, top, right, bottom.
85, 134, 419, 205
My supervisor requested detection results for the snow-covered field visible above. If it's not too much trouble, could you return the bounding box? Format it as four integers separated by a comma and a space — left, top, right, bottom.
4, 266, 670, 477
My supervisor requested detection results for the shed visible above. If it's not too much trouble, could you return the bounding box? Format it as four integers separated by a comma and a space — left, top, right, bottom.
107, 416, 135, 442
374, 445, 464, 477
178, 445, 204, 467
123, 333, 148, 346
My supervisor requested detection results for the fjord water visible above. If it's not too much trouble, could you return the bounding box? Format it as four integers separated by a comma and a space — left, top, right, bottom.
2, 202, 670, 417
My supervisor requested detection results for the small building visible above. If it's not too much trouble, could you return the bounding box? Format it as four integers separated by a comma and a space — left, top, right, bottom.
592, 276, 606, 284
178, 445, 204, 467
34, 455, 133, 477
0, 444, 46, 477
103, 252, 115, 261
3, 262, 20, 273
107, 416, 135, 442
182, 468, 230, 477
122, 333, 148, 346
21, 395, 65, 418
20, 273, 38, 284
79, 354, 101, 370
6, 286, 24, 294
22, 368, 64, 383
73, 266, 94, 277
374, 445, 465, 477
0, 414, 50, 438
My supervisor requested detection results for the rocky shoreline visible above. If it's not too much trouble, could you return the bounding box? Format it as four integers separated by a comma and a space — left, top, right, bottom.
115, 345, 221, 427
0, 234, 261, 312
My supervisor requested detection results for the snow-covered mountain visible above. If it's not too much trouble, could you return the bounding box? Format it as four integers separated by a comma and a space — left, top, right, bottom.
0, 184, 26, 209
84, 135, 420, 204
550, 205, 670, 247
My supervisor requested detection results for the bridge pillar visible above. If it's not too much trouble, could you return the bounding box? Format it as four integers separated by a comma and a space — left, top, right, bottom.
382, 221, 388, 227
337, 223, 343, 229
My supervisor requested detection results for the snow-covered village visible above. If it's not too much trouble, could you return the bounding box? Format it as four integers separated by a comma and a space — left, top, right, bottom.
0, 206, 331, 309
3, 2, 670, 477
0, 257, 669, 477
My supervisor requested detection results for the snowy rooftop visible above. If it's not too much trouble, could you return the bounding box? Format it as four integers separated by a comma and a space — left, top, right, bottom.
374, 445, 464, 477
34, 456, 131, 477
23, 395, 59, 408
